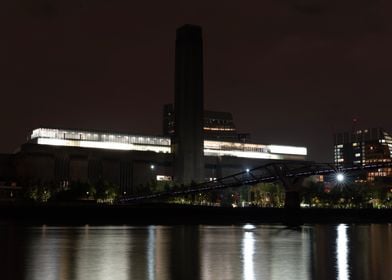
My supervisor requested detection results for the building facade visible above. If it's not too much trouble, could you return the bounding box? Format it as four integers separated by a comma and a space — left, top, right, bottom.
0, 127, 307, 194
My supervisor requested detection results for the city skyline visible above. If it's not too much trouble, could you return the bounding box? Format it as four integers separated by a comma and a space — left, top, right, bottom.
1, 1, 392, 162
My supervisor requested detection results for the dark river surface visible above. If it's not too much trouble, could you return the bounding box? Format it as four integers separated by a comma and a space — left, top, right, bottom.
0, 223, 391, 280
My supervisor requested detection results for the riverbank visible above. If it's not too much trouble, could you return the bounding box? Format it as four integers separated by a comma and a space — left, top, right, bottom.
1, 203, 391, 225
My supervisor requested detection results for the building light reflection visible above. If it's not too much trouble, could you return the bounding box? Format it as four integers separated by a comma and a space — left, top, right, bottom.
336, 224, 350, 280
147, 226, 155, 280
242, 231, 255, 280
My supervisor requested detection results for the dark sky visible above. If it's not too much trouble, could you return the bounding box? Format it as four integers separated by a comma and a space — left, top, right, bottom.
1, 0, 392, 162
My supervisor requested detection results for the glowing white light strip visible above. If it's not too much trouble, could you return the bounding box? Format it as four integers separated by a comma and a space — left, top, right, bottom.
32, 128, 307, 158
336, 224, 350, 280
37, 138, 171, 153
267, 145, 307, 155
204, 127, 235, 131
204, 140, 267, 150
204, 149, 283, 159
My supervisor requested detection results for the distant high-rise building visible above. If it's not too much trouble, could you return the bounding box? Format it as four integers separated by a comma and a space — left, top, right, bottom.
173, 25, 204, 184
334, 128, 392, 181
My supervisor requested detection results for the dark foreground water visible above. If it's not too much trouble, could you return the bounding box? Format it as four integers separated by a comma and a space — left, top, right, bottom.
0, 224, 391, 280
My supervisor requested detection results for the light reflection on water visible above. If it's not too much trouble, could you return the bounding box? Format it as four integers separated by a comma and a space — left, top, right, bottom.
243, 231, 255, 280
337, 224, 349, 280
0, 224, 391, 280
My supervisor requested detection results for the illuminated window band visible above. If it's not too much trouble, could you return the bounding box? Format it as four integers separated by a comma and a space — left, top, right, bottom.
36, 138, 171, 153
204, 127, 236, 131
32, 128, 171, 153
383, 132, 392, 159
203, 141, 307, 159
31, 128, 307, 159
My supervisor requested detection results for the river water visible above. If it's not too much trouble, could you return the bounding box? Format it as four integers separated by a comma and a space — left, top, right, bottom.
0, 223, 391, 280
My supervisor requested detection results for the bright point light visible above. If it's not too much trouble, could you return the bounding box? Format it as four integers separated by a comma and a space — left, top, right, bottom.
150, 165, 155, 170
243, 224, 256, 230
336, 173, 345, 182
246, 168, 250, 173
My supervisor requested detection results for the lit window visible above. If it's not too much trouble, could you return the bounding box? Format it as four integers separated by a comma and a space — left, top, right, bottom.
156, 175, 172, 181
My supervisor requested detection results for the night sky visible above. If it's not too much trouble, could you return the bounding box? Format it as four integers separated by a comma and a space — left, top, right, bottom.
1, 0, 392, 162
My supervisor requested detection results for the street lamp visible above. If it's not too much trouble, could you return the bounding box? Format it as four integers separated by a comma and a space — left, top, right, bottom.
336, 173, 345, 183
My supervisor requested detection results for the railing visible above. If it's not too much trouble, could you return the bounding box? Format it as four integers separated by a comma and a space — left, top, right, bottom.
119, 161, 392, 203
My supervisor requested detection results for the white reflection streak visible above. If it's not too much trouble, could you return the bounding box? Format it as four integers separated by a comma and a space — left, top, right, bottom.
148, 226, 155, 280
243, 232, 255, 280
29, 227, 59, 280
337, 224, 349, 280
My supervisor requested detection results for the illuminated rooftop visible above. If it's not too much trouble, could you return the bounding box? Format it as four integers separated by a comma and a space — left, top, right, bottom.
30, 128, 307, 160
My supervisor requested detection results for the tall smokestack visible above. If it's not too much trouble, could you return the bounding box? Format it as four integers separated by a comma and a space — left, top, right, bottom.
173, 24, 204, 184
